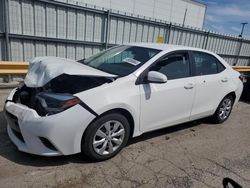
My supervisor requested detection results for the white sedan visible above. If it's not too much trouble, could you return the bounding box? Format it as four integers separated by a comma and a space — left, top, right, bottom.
4, 43, 243, 161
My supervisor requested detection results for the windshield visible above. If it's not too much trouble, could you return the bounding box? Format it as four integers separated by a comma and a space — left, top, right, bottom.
78, 45, 161, 76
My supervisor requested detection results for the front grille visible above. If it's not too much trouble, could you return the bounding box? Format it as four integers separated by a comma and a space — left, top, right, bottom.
5, 111, 20, 132
40, 137, 57, 151
5, 111, 25, 143
11, 128, 25, 143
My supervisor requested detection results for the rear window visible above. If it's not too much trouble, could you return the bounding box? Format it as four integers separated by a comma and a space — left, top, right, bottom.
192, 51, 225, 76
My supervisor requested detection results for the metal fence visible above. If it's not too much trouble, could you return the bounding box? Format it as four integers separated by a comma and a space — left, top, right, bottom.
0, 0, 250, 66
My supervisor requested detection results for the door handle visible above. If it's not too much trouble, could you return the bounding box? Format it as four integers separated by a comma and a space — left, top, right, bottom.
184, 83, 194, 89
221, 78, 228, 83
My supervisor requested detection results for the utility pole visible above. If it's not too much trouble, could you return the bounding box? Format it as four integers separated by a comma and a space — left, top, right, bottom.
178, 8, 187, 45
4, 0, 10, 61
239, 22, 248, 37
182, 8, 187, 27
235, 22, 247, 66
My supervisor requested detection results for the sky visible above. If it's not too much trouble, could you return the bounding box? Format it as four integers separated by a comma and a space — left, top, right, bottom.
198, 0, 250, 38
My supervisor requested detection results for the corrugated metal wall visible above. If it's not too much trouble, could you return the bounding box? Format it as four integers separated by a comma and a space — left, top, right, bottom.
0, 0, 249, 66
0, 1, 4, 33
0, 0, 5, 60
4, 0, 105, 61
71, 0, 206, 28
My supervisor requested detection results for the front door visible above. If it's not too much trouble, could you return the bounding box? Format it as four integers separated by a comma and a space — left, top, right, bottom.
139, 51, 196, 132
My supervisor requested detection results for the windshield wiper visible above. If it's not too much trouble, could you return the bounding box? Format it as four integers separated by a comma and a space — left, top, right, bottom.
77, 58, 85, 64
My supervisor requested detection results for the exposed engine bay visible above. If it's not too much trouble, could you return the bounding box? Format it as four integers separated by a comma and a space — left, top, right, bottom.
13, 74, 114, 116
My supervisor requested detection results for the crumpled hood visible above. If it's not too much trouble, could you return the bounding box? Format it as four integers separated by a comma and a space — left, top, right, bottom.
24, 56, 116, 87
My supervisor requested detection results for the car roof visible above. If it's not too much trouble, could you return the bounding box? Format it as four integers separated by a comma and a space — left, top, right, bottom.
125, 42, 231, 69
126, 42, 212, 54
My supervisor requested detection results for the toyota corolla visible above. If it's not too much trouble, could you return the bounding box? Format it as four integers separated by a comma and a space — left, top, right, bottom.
4, 43, 243, 161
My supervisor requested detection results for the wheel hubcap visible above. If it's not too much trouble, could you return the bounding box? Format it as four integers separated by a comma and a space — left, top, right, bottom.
219, 98, 232, 120
93, 120, 125, 155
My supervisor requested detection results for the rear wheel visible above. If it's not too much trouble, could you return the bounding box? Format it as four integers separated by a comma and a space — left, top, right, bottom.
82, 113, 130, 161
212, 95, 234, 123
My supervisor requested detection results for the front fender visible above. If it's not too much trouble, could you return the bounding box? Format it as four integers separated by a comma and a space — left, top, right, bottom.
92, 102, 141, 138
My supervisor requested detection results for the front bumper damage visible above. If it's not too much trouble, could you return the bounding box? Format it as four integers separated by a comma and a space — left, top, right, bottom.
3, 56, 116, 156
4, 88, 96, 156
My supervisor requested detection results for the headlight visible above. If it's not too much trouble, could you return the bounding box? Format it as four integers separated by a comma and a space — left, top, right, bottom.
36, 92, 81, 116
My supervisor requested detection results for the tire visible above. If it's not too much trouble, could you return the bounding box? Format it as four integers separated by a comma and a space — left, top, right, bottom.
211, 95, 234, 124
82, 113, 130, 161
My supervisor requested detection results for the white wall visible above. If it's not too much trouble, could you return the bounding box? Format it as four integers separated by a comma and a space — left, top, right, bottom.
69, 0, 206, 28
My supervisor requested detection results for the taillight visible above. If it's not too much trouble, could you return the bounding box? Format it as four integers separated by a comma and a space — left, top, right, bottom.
239, 74, 247, 83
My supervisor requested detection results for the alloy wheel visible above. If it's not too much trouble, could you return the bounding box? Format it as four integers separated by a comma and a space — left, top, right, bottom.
218, 98, 232, 120
93, 120, 125, 155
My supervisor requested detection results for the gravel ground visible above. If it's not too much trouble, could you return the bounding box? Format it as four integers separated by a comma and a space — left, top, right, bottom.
0, 88, 250, 188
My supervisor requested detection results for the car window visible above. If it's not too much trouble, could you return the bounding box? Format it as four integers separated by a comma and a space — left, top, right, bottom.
217, 60, 226, 73
150, 52, 190, 80
79, 45, 161, 77
192, 51, 225, 76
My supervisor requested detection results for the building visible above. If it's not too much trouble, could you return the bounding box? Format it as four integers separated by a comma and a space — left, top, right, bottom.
66, 0, 206, 28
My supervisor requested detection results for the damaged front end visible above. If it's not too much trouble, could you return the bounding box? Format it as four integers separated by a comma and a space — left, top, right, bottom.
8, 56, 117, 116
4, 56, 117, 155
13, 74, 114, 116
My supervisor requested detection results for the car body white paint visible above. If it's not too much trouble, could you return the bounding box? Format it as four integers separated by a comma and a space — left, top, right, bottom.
4, 43, 243, 156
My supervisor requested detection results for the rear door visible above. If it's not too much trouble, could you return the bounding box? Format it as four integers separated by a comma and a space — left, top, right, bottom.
189, 51, 228, 120
139, 51, 196, 132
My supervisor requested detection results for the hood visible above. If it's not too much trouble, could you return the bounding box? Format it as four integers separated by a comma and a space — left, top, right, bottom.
24, 56, 117, 87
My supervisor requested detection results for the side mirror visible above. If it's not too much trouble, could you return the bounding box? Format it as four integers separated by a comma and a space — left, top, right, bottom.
147, 71, 167, 83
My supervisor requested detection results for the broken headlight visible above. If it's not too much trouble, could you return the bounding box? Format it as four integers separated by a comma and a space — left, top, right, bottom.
36, 92, 81, 116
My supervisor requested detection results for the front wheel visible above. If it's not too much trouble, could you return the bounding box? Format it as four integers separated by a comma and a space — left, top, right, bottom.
212, 95, 234, 123
82, 113, 130, 161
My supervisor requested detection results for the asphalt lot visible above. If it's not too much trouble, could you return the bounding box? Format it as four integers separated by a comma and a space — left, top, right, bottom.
0, 88, 250, 188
